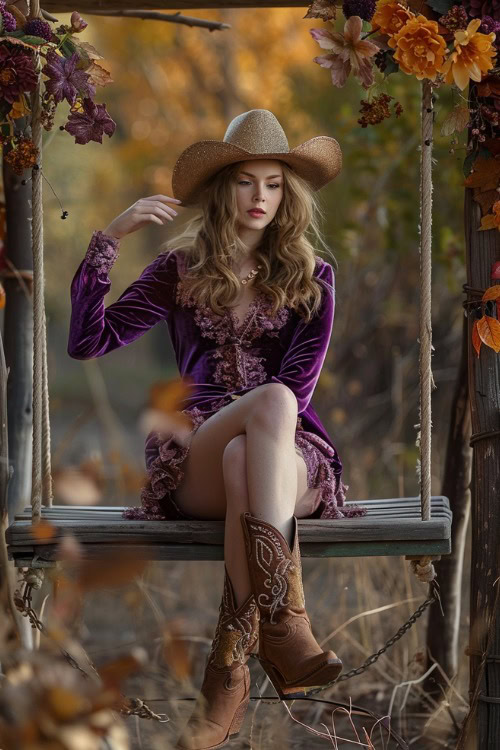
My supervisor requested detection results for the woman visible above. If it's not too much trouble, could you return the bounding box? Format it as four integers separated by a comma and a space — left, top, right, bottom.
68, 109, 365, 750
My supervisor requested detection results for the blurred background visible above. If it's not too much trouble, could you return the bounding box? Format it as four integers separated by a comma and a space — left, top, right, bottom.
3, 5, 469, 746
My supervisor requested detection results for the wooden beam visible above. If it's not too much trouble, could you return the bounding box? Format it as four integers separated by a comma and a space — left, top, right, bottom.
42, 0, 310, 13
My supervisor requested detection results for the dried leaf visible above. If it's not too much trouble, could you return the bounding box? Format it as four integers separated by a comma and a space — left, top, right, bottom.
440, 105, 469, 137
476, 314, 500, 352
304, 0, 337, 21
149, 377, 193, 414
473, 187, 498, 217
30, 519, 57, 541
76, 551, 149, 591
73, 40, 105, 60
479, 213, 499, 231
98, 648, 148, 691
85, 61, 114, 87
6, 4, 27, 26
45, 686, 91, 720
482, 285, 500, 302
464, 156, 500, 192
472, 320, 481, 357
163, 620, 193, 681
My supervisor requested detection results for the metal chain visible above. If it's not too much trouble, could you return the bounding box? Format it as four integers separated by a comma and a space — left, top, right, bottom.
13, 578, 167, 722
250, 580, 441, 697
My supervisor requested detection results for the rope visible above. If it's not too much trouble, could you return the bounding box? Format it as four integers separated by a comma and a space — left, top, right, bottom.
418, 79, 436, 523
28, 0, 52, 521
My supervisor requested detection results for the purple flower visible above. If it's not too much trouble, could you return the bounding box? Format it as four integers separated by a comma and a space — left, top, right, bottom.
342, 0, 376, 22
64, 97, 116, 145
42, 51, 95, 106
0, 43, 38, 104
24, 19, 54, 42
1, 8, 17, 31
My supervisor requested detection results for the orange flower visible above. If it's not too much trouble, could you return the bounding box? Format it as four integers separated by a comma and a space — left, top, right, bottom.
440, 19, 497, 91
371, 0, 414, 37
387, 14, 448, 80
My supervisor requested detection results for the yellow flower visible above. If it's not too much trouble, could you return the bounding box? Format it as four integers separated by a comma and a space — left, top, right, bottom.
387, 14, 447, 80
371, 1, 414, 37
440, 19, 497, 91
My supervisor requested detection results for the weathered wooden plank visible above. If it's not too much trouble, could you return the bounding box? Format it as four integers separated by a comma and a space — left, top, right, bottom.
8, 537, 451, 564
6, 516, 451, 545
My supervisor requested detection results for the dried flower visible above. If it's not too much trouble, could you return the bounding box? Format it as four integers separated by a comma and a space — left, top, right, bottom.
42, 50, 96, 106
387, 14, 448, 80
310, 15, 380, 88
371, 0, 414, 36
0, 42, 37, 104
0, 7, 17, 31
357, 91, 403, 126
24, 18, 54, 41
439, 4, 470, 32
342, 0, 377, 22
64, 96, 116, 144
3, 136, 39, 175
70, 11, 88, 32
440, 18, 497, 90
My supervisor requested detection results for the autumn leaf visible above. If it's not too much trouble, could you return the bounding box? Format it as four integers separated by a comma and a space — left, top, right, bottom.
479, 213, 499, 231
476, 314, 500, 352
73, 40, 105, 61
464, 156, 500, 192
86, 62, 114, 87
440, 105, 470, 137
304, 0, 337, 21
482, 285, 500, 302
472, 320, 481, 357
150, 377, 192, 413
473, 187, 499, 217
0, 281, 5, 310
98, 648, 147, 691
31, 519, 57, 541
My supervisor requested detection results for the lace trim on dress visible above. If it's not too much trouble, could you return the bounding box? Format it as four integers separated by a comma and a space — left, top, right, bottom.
294, 428, 366, 519
176, 280, 290, 391
84, 230, 120, 275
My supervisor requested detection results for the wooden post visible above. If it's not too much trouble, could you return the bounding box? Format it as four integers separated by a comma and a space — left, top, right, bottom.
460, 83, 500, 748
1, 139, 34, 524
424, 313, 471, 689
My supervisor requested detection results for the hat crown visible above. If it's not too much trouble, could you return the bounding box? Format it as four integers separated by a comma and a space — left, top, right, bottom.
223, 109, 289, 154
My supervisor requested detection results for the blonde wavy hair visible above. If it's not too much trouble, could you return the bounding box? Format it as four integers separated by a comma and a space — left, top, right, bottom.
159, 160, 338, 323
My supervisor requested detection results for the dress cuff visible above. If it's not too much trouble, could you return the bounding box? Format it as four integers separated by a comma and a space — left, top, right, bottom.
84, 230, 120, 275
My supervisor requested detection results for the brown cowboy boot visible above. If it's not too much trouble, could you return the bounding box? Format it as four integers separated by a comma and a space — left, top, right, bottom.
240, 511, 342, 699
175, 565, 259, 750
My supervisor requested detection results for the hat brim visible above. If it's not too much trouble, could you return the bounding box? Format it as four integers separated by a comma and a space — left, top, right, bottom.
171, 136, 342, 207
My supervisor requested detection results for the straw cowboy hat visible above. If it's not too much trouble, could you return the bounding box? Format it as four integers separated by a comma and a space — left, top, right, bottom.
171, 109, 342, 207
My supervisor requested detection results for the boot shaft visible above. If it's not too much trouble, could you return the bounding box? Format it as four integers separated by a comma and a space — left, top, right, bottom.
240, 513, 306, 625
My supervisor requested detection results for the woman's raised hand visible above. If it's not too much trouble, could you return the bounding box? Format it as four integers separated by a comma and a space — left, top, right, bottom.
102, 195, 182, 240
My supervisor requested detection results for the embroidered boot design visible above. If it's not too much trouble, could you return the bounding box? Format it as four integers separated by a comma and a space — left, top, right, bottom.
241, 512, 342, 699
175, 566, 259, 750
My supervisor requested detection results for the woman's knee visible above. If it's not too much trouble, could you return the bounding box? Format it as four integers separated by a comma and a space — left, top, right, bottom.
248, 383, 298, 431
222, 435, 249, 509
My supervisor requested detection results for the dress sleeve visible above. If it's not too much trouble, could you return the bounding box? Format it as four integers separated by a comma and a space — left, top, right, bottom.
270, 260, 335, 414
68, 229, 178, 359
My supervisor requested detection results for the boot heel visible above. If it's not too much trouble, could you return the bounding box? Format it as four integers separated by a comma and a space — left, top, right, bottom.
258, 657, 342, 700
228, 695, 249, 736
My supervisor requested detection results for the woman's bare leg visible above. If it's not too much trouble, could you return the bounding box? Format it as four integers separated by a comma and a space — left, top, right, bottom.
172, 383, 314, 607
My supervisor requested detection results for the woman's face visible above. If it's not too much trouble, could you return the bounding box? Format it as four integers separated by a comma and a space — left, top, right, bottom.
234, 159, 284, 233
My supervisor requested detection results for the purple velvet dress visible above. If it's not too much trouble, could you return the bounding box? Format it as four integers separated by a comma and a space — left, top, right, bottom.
68, 230, 364, 521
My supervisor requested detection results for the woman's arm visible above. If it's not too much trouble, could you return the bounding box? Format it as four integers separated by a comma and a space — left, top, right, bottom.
68, 229, 178, 359
270, 260, 335, 414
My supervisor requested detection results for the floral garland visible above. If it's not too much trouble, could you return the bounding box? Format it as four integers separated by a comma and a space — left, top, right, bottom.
0, 2, 115, 176
307, 0, 500, 353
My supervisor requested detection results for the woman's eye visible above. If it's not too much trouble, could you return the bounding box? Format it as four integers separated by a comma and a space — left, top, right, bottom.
238, 181, 280, 188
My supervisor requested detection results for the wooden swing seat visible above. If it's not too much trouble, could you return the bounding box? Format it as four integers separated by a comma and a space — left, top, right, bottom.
5, 495, 452, 568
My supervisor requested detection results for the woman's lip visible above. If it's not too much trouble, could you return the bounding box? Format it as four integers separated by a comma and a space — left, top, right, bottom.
248, 210, 266, 215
